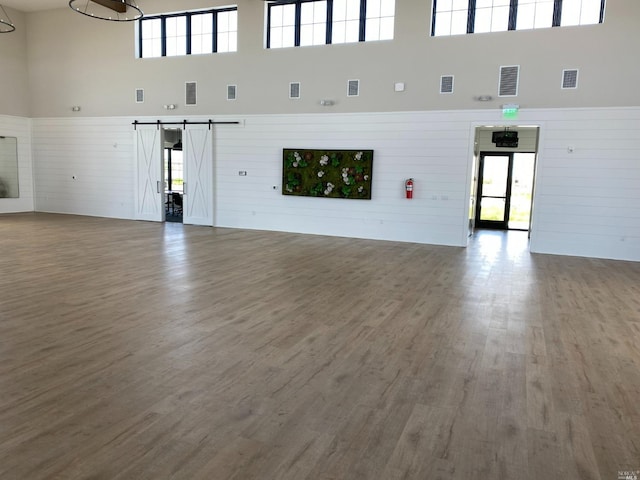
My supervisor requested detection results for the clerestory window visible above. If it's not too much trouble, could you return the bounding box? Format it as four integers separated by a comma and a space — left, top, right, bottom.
266, 0, 395, 49
431, 0, 605, 36
138, 7, 237, 58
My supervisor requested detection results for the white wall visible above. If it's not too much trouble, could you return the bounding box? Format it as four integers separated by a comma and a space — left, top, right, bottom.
31, 106, 640, 261
4, 0, 639, 260
214, 111, 471, 246
528, 108, 640, 261
32, 117, 135, 219
21, 0, 640, 118
0, 8, 32, 213
0, 115, 34, 213
0, 7, 29, 117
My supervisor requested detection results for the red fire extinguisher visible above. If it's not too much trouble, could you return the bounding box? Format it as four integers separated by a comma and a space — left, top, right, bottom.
405, 178, 414, 199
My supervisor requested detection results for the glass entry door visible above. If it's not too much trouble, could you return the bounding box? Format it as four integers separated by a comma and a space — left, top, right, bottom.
476, 152, 535, 230
476, 154, 511, 229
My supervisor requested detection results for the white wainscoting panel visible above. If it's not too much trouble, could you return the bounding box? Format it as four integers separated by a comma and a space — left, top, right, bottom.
29, 108, 640, 260
32, 117, 135, 219
527, 108, 640, 261
213, 112, 472, 246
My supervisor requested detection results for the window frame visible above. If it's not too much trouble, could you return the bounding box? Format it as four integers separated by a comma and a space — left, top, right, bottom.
138, 6, 238, 58
266, 0, 395, 49
431, 0, 606, 37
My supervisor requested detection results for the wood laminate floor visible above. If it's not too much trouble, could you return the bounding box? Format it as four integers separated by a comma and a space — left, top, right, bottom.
1, 213, 639, 480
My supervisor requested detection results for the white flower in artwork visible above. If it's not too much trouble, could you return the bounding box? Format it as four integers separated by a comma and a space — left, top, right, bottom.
358, 186, 364, 193
364, 175, 369, 180
324, 182, 335, 195
355, 151, 363, 160
320, 155, 329, 166
293, 161, 298, 167
318, 171, 325, 177
294, 152, 301, 160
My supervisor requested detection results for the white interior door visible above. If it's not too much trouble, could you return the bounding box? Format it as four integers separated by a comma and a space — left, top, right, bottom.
134, 126, 163, 222
183, 125, 213, 226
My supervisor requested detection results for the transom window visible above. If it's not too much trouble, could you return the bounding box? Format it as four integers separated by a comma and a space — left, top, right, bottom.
432, 0, 605, 36
267, 0, 395, 49
139, 7, 237, 58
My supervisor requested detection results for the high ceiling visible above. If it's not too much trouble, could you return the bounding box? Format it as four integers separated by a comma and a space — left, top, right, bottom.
2, 0, 70, 13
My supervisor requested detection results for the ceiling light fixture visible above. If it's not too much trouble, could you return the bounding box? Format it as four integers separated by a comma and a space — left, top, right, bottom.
0, 4, 16, 33
68, 0, 143, 22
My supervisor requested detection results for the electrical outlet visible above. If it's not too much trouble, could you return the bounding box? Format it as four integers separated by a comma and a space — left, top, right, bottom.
238, 171, 247, 176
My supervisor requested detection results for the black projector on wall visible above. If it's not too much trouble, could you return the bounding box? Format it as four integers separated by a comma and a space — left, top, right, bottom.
492, 130, 519, 147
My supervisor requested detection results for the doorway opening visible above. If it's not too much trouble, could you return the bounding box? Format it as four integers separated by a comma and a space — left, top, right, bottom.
134, 123, 214, 226
163, 129, 183, 223
476, 152, 535, 230
470, 126, 539, 236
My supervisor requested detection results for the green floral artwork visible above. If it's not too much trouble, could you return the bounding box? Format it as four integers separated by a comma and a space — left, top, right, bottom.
282, 149, 373, 200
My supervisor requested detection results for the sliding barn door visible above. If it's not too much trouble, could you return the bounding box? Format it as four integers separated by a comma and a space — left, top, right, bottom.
134, 126, 163, 222
183, 125, 214, 226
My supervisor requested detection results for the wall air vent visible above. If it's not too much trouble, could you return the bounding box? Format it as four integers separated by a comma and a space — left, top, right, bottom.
562, 69, 579, 89
347, 79, 360, 97
289, 82, 301, 99
135, 88, 144, 103
440, 75, 454, 94
227, 84, 237, 101
185, 81, 197, 106
499, 65, 519, 97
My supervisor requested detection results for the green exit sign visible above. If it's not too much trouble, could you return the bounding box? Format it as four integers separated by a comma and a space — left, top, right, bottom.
502, 104, 519, 120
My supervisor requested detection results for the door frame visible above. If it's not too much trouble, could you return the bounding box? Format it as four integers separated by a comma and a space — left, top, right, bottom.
475, 152, 513, 230
134, 122, 215, 226
464, 123, 543, 246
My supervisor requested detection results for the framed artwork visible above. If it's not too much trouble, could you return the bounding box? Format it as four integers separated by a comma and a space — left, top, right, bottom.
282, 148, 373, 200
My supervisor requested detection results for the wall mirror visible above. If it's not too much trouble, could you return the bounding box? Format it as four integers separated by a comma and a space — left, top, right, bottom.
0, 136, 19, 198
